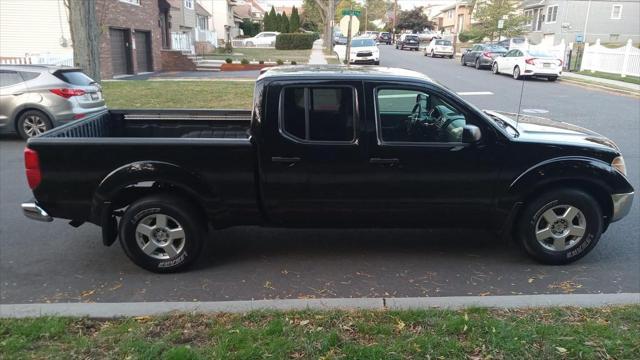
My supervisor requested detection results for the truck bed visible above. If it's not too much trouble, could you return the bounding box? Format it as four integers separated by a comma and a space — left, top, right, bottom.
42, 109, 252, 140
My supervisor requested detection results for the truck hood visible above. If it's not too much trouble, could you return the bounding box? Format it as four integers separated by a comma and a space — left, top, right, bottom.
487, 111, 620, 152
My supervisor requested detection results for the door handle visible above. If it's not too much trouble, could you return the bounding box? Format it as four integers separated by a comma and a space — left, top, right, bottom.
12, 92, 24, 96
369, 158, 399, 165
271, 156, 300, 164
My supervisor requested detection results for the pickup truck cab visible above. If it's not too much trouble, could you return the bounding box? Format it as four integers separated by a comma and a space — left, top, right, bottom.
22, 66, 634, 272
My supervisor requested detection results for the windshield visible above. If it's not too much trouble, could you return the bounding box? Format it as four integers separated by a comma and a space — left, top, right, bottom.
528, 50, 555, 58
485, 45, 508, 52
351, 39, 376, 47
435, 40, 452, 46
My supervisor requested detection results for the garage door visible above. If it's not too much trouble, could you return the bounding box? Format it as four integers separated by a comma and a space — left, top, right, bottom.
134, 31, 151, 72
109, 28, 129, 76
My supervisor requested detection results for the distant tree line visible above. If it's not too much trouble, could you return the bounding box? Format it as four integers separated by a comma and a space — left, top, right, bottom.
263, 6, 301, 33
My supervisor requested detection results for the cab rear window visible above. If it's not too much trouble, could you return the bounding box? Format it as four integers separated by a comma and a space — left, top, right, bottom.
54, 70, 95, 86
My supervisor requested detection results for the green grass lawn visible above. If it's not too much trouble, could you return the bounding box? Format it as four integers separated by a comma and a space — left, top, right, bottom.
577, 70, 640, 85
102, 81, 255, 109
204, 48, 312, 63
2, 306, 639, 359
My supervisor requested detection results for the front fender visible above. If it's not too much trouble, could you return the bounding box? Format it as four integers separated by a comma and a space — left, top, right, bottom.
91, 161, 222, 223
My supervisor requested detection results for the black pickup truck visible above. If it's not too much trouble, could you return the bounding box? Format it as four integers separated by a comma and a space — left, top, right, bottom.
22, 66, 634, 272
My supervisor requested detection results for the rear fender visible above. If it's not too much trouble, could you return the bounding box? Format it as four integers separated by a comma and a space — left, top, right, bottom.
91, 161, 223, 224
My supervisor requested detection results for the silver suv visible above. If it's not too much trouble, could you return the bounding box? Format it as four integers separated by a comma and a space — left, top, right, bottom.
0, 65, 106, 139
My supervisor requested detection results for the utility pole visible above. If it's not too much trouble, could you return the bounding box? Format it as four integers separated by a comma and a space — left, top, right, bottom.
345, 3, 354, 64
67, 0, 101, 81
392, 0, 397, 42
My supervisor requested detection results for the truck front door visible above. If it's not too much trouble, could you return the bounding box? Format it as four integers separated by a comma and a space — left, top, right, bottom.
258, 80, 370, 226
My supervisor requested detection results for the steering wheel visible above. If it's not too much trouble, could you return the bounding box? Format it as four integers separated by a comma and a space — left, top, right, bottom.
439, 117, 465, 142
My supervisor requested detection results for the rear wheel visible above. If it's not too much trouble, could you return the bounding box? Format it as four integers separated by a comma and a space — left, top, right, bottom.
16, 110, 52, 139
475, 59, 481, 69
516, 189, 603, 265
119, 194, 206, 273
431, 50, 435, 57
513, 66, 522, 80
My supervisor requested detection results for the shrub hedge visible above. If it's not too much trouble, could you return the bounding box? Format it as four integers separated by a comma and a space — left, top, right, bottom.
275, 33, 316, 50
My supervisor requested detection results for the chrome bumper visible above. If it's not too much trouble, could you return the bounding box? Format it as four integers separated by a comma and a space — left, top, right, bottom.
611, 192, 634, 222
21, 202, 53, 222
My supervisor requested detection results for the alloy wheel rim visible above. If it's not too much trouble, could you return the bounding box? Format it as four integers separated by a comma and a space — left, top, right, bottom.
514, 68, 520, 79
135, 213, 186, 260
535, 204, 587, 252
23, 115, 47, 137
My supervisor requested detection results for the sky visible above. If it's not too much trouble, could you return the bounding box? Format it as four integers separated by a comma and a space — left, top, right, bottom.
263, 0, 449, 10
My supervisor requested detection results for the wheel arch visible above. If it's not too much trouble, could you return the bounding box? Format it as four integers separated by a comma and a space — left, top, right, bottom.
12, 106, 54, 133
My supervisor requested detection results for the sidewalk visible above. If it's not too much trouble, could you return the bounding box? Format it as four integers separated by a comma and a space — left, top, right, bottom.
308, 39, 328, 65
561, 72, 640, 92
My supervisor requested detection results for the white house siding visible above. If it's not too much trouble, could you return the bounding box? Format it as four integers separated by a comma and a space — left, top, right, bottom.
526, 0, 640, 45
0, 0, 73, 57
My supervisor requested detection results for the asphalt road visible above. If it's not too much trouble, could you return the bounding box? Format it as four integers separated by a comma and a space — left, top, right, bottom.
1, 47, 638, 304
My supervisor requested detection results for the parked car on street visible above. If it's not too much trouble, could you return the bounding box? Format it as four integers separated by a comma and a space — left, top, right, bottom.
396, 34, 420, 51
461, 44, 509, 69
241, 32, 279, 47
333, 32, 348, 46
22, 66, 633, 272
0, 65, 106, 139
417, 30, 440, 43
377, 32, 392, 45
497, 37, 526, 50
492, 49, 563, 81
424, 39, 454, 58
363, 31, 379, 40
348, 38, 380, 65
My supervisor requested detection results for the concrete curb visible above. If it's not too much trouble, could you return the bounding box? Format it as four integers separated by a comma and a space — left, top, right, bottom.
1, 293, 638, 318
559, 78, 640, 97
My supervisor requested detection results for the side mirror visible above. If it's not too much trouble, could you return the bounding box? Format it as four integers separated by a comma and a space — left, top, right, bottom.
462, 124, 482, 143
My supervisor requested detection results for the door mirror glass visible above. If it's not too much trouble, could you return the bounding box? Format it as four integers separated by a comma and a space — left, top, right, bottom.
462, 124, 482, 143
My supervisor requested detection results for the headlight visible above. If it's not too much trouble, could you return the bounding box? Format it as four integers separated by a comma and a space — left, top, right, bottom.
612, 156, 627, 176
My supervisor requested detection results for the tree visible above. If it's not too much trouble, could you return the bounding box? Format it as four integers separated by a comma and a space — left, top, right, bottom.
470, 0, 527, 41
396, 6, 433, 32
66, 0, 101, 81
289, 6, 301, 32
302, 0, 338, 52
266, 6, 277, 31
240, 19, 260, 37
263, 10, 271, 31
281, 11, 290, 33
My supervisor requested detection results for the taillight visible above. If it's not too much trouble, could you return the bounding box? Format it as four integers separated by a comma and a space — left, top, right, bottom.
50, 88, 86, 99
525, 58, 537, 65
482, 52, 492, 58
24, 148, 42, 190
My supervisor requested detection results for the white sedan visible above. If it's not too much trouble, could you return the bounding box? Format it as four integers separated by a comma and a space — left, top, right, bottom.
424, 39, 454, 58
242, 32, 280, 47
349, 38, 380, 65
492, 49, 562, 81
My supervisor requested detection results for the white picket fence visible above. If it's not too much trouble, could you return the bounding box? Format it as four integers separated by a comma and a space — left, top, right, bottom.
580, 39, 639, 78
0, 53, 74, 66
195, 29, 218, 47
171, 32, 195, 54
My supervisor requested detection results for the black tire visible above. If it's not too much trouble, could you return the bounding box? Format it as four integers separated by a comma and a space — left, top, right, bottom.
461, 56, 466, 66
475, 59, 481, 69
119, 194, 206, 273
513, 66, 522, 80
548, 76, 558, 82
431, 50, 435, 57
516, 188, 603, 265
16, 110, 52, 139
492, 62, 499, 74
374, 61, 380, 65
448, 55, 453, 59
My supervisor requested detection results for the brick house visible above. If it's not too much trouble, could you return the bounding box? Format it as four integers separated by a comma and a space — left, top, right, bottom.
96, 0, 164, 79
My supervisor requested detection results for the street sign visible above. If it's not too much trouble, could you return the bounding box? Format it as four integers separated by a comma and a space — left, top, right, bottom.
342, 9, 361, 17
339, 15, 359, 38
497, 19, 505, 29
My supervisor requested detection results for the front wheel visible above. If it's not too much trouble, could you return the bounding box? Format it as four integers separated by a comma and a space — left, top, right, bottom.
475, 59, 481, 69
492, 62, 499, 74
516, 189, 603, 265
16, 110, 52, 139
461, 56, 466, 66
119, 194, 206, 273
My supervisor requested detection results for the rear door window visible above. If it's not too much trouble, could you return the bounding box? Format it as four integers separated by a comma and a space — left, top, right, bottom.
281, 86, 356, 143
19, 71, 40, 81
54, 70, 95, 86
0, 71, 23, 87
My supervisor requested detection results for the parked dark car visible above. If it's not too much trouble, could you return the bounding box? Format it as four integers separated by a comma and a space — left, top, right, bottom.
0, 65, 106, 139
22, 66, 634, 273
377, 32, 392, 45
396, 34, 420, 51
461, 44, 509, 69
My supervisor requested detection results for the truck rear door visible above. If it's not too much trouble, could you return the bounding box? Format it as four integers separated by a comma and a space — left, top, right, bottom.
258, 80, 370, 226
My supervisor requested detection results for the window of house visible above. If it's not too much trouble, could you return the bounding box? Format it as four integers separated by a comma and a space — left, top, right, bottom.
197, 15, 208, 30
281, 87, 356, 143
546, 5, 558, 23
184, 0, 194, 10
119, 0, 140, 5
376, 89, 467, 144
524, 10, 533, 26
611, 4, 622, 19
447, 10, 453, 19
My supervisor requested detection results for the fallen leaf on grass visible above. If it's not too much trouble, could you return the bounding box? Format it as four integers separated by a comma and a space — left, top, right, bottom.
80, 289, 96, 298
264, 281, 275, 290
556, 347, 568, 354
396, 320, 405, 331
528, 278, 535, 283
299, 320, 309, 326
